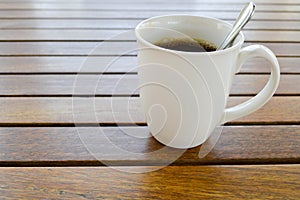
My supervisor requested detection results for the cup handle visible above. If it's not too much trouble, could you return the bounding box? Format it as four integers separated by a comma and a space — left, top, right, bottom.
222, 44, 280, 123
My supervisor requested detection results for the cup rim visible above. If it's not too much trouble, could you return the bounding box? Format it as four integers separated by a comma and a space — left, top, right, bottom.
135, 14, 244, 55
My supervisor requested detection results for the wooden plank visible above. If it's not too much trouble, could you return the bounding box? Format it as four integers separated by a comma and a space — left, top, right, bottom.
0, 10, 299, 20
239, 57, 300, 74
0, 74, 297, 96
0, 19, 142, 30
244, 30, 300, 42
0, 42, 298, 56
0, 0, 299, 5
0, 56, 137, 73
0, 30, 298, 42
226, 97, 300, 124
0, 97, 298, 124
0, 3, 299, 12
0, 126, 299, 165
231, 75, 300, 95
0, 56, 297, 74
1, 20, 299, 30
0, 42, 135, 56
0, 165, 299, 199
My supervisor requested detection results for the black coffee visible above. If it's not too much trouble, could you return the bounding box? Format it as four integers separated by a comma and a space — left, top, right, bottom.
155, 37, 217, 52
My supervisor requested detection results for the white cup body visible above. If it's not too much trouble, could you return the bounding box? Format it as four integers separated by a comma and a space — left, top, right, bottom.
135, 15, 244, 148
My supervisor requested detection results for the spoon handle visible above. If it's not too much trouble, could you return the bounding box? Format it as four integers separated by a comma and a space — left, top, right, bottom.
217, 2, 255, 50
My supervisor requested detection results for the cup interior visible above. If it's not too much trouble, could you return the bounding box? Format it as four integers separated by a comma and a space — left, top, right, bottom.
135, 15, 243, 51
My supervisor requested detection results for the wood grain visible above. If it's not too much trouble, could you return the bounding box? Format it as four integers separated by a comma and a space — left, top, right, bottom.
1, 20, 299, 30
0, 56, 297, 74
0, 126, 299, 165
0, 97, 298, 125
0, 165, 299, 199
0, 74, 297, 96
0, 3, 299, 12
0, 0, 299, 4
0, 42, 298, 56
0, 56, 138, 73
0, 30, 298, 42
0, 0, 298, 198
0, 10, 299, 20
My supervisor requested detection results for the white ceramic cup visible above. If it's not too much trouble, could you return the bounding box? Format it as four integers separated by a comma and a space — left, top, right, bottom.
135, 15, 280, 149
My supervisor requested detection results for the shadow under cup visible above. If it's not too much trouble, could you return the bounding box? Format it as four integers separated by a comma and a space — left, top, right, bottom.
135, 15, 244, 149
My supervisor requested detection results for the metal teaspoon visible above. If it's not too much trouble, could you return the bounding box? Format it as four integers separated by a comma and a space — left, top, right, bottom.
217, 2, 256, 50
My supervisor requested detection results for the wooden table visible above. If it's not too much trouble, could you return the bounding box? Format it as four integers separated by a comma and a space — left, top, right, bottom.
0, 0, 299, 199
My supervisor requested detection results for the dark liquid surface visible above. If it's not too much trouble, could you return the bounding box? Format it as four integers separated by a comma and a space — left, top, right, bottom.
155, 37, 217, 52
